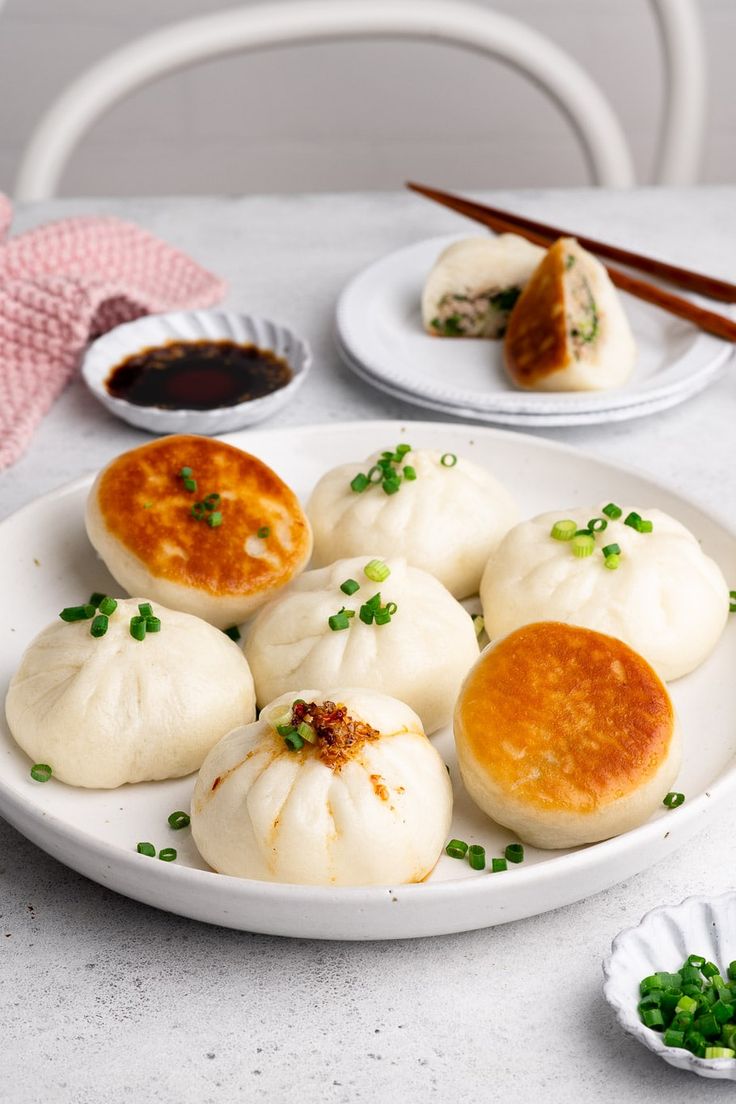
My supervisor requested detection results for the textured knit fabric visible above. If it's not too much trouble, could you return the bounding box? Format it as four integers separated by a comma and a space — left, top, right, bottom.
0, 195, 226, 470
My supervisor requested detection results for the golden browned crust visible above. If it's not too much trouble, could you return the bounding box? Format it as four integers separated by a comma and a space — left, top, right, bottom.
95, 434, 311, 596
503, 239, 570, 387
457, 621, 675, 813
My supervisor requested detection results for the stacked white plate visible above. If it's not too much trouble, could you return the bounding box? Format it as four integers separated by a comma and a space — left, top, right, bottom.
336, 235, 734, 427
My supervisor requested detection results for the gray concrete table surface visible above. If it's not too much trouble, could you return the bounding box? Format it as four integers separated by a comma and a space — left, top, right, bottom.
1, 189, 735, 1104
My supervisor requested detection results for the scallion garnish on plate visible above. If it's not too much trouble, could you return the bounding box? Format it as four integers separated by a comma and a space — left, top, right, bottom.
257, 526, 270, 539
729, 590, 736, 613
340, 578, 360, 596
168, 811, 191, 830
663, 791, 685, 809
364, 559, 390, 583
440, 453, 457, 468
158, 848, 177, 862
446, 839, 468, 859
136, 842, 156, 857
30, 763, 52, 783
468, 844, 485, 870
550, 520, 576, 541
59, 604, 96, 623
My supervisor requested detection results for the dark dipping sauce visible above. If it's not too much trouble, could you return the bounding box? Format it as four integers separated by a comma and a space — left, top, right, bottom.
105, 339, 293, 410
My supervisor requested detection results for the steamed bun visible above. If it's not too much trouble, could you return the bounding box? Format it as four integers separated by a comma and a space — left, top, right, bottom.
191, 687, 453, 885
5, 597, 256, 788
455, 622, 681, 849
307, 447, 518, 599
480, 506, 729, 680
244, 555, 479, 732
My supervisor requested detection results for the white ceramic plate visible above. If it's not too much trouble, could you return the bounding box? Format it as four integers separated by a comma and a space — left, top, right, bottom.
336, 236, 734, 426
1, 421, 735, 940
603, 891, 736, 1079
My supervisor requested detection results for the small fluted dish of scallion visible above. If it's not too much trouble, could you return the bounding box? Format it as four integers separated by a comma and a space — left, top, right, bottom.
603, 891, 736, 1079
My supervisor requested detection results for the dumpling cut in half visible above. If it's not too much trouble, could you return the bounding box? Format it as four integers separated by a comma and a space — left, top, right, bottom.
480, 505, 729, 681
85, 434, 312, 629
244, 555, 479, 733
503, 237, 636, 391
454, 622, 681, 849
422, 234, 546, 338
307, 445, 518, 599
5, 597, 256, 788
191, 688, 453, 885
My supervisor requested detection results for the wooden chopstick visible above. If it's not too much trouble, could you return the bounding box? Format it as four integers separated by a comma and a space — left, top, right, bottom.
407, 181, 736, 344
407, 181, 736, 303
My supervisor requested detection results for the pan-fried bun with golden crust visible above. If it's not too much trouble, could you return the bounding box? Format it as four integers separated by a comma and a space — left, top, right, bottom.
454, 621, 681, 849
86, 435, 312, 629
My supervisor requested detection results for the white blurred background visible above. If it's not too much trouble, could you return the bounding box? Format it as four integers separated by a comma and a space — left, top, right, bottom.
0, 0, 733, 196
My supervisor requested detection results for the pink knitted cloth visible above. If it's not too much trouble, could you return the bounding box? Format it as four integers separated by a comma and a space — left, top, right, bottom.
0, 194, 226, 471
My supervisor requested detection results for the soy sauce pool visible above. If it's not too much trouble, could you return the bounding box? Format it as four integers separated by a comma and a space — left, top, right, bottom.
105, 339, 293, 410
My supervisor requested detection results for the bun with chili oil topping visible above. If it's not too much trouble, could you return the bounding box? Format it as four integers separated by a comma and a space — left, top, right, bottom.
454, 621, 681, 849
190, 687, 453, 885
85, 435, 312, 629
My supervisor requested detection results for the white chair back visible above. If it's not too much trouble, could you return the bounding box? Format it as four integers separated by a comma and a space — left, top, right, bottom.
18, 0, 706, 199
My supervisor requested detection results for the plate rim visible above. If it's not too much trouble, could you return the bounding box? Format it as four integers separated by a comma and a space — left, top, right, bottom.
1, 419, 734, 937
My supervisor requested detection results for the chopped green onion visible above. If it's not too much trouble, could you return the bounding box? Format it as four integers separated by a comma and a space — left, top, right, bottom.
367, 466, 383, 484
602, 503, 622, 519
550, 520, 577, 541
663, 1028, 686, 1048
729, 589, 736, 612
382, 478, 400, 496
403, 466, 417, 481
602, 543, 621, 558
130, 617, 146, 642
467, 844, 485, 870
99, 596, 117, 616
491, 858, 507, 874
328, 610, 352, 631
283, 731, 304, 751
395, 443, 412, 458
706, 1047, 735, 1059
364, 559, 391, 583
588, 517, 608, 532
179, 467, 193, 478
728, 962, 736, 982
59, 604, 96, 622
675, 995, 699, 1014
138, 602, 153, 619
30, 763, 52, 783
703, 962, 720, 979
359, 605, 374, 625
207, 512, 223, 528
373, 607, 392, 625
90, 614, 108, 638
640, 974, 663, 994
440, 453, 457, 467
624, 511, 642, 529
604, 554, 621, 570
136, 842, 156, 857
257, 526, 270, 539
664, 792, 685, 809
571, 534, 595, 558
223, 625, 241, 642
167, 811, 190, 830
446, 839, 468, 859
385, 602, 398, 616
473, 615, 485, 637
364, 593, 382, 611
89, 592, 105, 608
204, 493, 221, 508
641, 1008, 665, 1030
183, 478, 197, 493
191, 502, 207, 521
639, 519, 654, 533
146, 616, 161, 633
350, 473, 369, 493
297, 721, 317, 744
688, 955, 707, 969
158, 848, 177, 862
505, 843, 524, 864
695, 1012, 720, 1038
340, 578, 360, 596
276, 724, 296, 738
